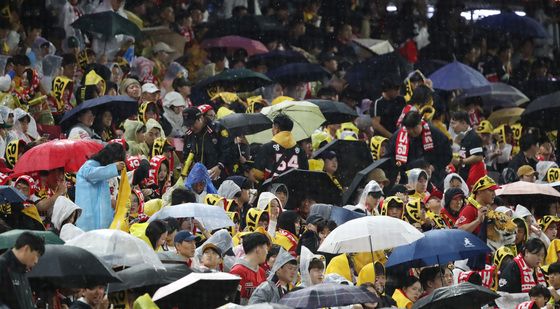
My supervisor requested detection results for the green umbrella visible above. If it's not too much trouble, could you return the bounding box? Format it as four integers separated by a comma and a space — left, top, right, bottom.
71, 11, 142, 39
194, 68, 272, 92
0, 230, 64, 249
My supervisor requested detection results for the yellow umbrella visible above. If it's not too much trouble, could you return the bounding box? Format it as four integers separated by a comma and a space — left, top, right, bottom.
488, 107, 525, 127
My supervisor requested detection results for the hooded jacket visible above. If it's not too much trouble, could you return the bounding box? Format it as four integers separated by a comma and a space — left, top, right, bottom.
443, 173, 469, 197
407, 168, 429, 201
218, 180, 242, 199
230, 256, 267, 305
185, 162, 217, 203
257, 192, 283, 236
248, 248, 296, 305
356, 180, 382, 215
299, 245, 325, 287
51, 196, 82, 233
124, 119, 149, 156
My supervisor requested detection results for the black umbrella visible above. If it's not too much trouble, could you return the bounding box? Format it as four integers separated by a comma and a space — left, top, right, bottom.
59, 95, 138, 129
247, 50, 309, 71
262, 169, 343, 209
27, 245, 121, 288
107, 263, 191, 293
218, 113, 272, 136
194, 68, 273, 92
72, 11, 142, 39
521, 90, 560, 131
279, 283, 378, 308
266, 63, 331, 85
310, 204, 365, 226
313, 140, 373, 189
206, 15, 284, 41
307, 99, 358, 125
412, 282, 499, 309
455, 82, 529, 109
342, 158, 392, 205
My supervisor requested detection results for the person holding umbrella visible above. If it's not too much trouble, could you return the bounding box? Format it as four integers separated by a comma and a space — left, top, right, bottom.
68, 108, 98, 140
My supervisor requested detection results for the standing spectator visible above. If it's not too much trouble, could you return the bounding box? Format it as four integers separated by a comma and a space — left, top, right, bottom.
450, 111, 486, 188
370, 78, 406, 138
0, 232, 45, 309
507, 134, 539, 174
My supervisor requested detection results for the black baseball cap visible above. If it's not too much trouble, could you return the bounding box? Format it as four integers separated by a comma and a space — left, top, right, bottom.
183, 107, 202, 127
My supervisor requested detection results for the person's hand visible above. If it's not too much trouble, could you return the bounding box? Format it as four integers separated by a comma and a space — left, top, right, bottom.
115, 161, 126, 171
193, 219, 205, 232
209, 165, 221, 180
98, 294, 109, 309
477, 206, 488, 223
141, 188, 153, 197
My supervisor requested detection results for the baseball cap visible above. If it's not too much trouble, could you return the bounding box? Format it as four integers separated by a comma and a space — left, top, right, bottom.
517, 165, 538, 178
141, 83, 160, 94
202, 243, 223, 257
471, 175, 500, 193
197, 104, 214, 114
152, 42, 175, 54
174, 230, 196, 243
183, 107, 202, 127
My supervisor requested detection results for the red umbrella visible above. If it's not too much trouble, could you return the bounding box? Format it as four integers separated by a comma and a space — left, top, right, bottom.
13, 139, 103, 174
201, 35, 268, 56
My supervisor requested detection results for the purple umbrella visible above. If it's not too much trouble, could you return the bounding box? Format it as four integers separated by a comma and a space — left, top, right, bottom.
201, 35, 268, 56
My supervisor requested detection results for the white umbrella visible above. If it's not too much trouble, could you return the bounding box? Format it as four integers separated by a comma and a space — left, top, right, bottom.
152, 272, 241, 302
65, 229, 164, 269
246, 100, 326, 144
496, 181, 560, 198
318, 216, 424, 254
148, 203, 234, 231
352, 38, 394, 56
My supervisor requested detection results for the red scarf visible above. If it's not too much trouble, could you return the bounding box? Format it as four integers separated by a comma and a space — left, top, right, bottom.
457, 266, 496, 289
395, 120, 433, 165
513, 253, 546, 293
396, 105, 416, 128
516, 301, 535, 309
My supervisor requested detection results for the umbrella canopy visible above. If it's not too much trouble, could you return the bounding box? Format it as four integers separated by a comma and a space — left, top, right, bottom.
342, 158, 392, 205
13, 139, 103, 175
107, 263, 191, 293
218, 112, 272, 137
312, 139, 373, 188
307, 99, 358, 125
27, 244, 120, 288
386, 229, 492, 268
429, 61, 490, 91
352, 38, 394, 56
476, 12, 548, 39
309, 204, 365, 226
455, 83, 529, 108
195, 68, 273, 92
487, 107, 525, 127
201, 35, 268, 56
318, 216, 424, 254
412, 282, 500, 309
266, 63, 331, 84
72, 11, 142, 39
246, 100, 326, 144
65, 229, 164, 268
279, 283, 378, 308
522, 91, 560, 131
0, 186, 26, 204
59, 95, 138, 128
206, 15, 284, 41
148, 203, 234, 231
0, 230, 64, 250
246, 50, 309, 71
262, 169, 343, 210
152, 272, 240, 308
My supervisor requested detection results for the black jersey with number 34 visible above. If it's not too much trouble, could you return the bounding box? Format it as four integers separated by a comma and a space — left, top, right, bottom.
254, 141, 309, 180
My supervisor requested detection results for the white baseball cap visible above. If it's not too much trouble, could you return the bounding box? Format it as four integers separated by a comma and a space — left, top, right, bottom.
141, 83, 160, 94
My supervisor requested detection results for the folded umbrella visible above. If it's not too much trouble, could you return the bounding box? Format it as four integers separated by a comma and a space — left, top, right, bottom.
455, 83, 529, 108
429, 60, 490, 91
218, 113, 272, 136
413, 282, 499, 309
476, 12, 548, 39
65, 229, 164, 268
13, 139, 103, 175
318, 215, 424, 254
386, 229, 492, 268
60, 95, 138, 129
266, 63, 331, 84
307, 99, 358, 125
201, 35, 268, 56
247, 50, 309, 70
487, 107, 524, 127
279, 283, 378, 308
246, 100, 326, 144
262, 169, 342, 210
27, 244, 121, 288
0, 186, 27, 204
0, 230, 64, 250
147, 203, 234, 231
107, 263, 191, 293
521, 90, 560, 131
72, 11, 142, 39
312, 139, 373, 188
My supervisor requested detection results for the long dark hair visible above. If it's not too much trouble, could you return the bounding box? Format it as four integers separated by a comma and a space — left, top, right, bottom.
90, 143, 126, 166
145, 220, 168, 250
277, 210, 300, 236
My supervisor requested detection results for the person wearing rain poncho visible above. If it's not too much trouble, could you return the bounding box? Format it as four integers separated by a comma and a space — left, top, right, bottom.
194, 229, 236, 272
536, 161, 558, 184
123, 119, 149, 156
443, 173, 469, 197
50, 196, 82, 236
407, 168, 430, 202
248, 247, 297, 305
161, 91, 187, 137
12, 108, 39, 144
185, 162, 217, 203
256, 192, 284, 237
299, 246, 325, 287
355, 180, 383, 215
325, 252, 376, 285
217, 176, 251, 215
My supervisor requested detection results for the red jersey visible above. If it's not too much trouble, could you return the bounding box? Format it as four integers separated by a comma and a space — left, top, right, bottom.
455, 204, 481, 234
230, 262, 266, 304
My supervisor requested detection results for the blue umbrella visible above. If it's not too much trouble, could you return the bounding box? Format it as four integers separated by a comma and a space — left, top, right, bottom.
279, 283, 378, 308
59, 95, 137, 127
476, 12, 548, 39
266, 63, 331, 84
429, 61, 490, 91
310, 204, 365, 226
0, 186, 26, 204
386, 229, 491, 268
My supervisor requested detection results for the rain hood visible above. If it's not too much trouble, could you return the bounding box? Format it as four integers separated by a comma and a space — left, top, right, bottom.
218, 180, 241, 199
300, 245, 325, 287
443, 173, 469, 196
256, 192, 283, 214
185, 163, 217, 195
51, 196, 82, 231
356, 180, 383, 213
268, 247, 296, 281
